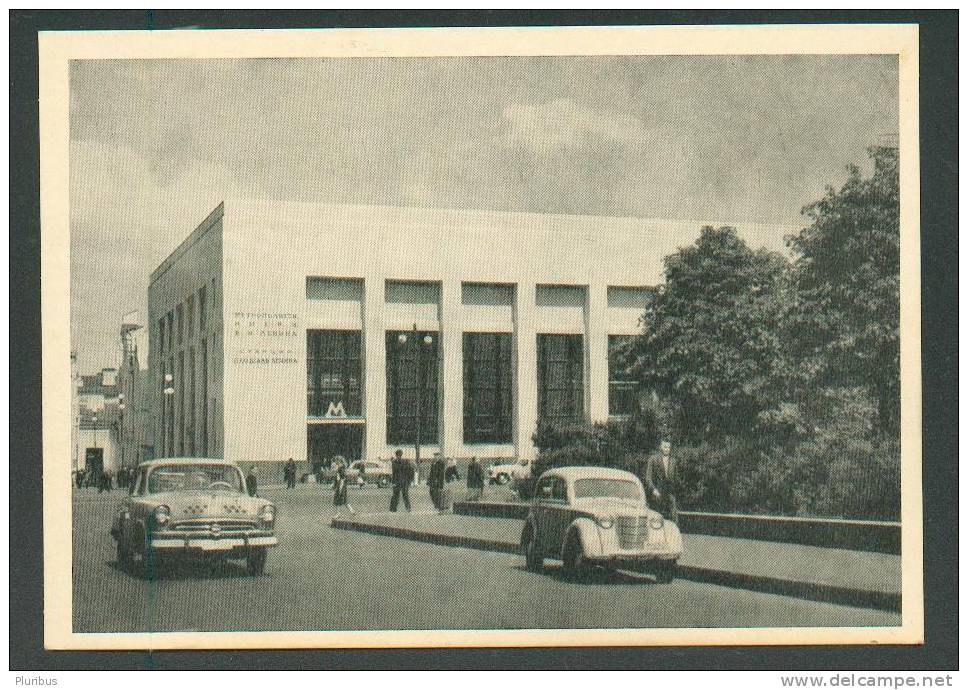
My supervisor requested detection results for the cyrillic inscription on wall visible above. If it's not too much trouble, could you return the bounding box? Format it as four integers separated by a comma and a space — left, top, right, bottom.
231, 311, 299, 365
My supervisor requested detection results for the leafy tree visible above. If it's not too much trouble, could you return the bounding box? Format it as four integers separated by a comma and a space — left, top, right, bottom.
628, 226, 792, 441
787, 147, 900, 435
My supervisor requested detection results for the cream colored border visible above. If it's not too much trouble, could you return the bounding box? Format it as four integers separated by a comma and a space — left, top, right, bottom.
41, 23, 922, 650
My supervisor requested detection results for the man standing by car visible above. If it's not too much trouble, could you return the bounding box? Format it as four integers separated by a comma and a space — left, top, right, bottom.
466, 456, 485, 501
642, 439, 679, 523
427, 452, 446, 512
246, 465, 259, 497
389, 449, 413, 512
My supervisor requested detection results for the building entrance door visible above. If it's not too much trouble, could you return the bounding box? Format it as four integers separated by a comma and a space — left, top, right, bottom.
307, 424, 363, 473
85, 447, 104, 477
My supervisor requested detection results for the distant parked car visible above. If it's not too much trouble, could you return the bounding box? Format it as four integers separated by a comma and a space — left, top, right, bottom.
346, 460, 392, 487
520, 466, 683, 582
488, 459, 530, 485
111, 458, 278, 577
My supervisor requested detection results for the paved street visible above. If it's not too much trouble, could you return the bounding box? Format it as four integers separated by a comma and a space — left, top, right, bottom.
73, 484, 900, 633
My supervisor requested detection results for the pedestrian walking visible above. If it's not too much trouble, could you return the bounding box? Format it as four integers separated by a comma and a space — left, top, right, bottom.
640, 438, 680, 523
442, 457, 461, 511
246, 465, 259, 497
75, 470, 84, 490
284, 457, 297, 490
466, 456, 485, 501
98, 470, 112, 493
389, 449, 414, 512
427, 452, 446, 512
332, 457, 355, 516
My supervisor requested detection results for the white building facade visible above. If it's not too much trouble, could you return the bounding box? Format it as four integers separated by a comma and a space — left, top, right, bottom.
148, 199, 700, 480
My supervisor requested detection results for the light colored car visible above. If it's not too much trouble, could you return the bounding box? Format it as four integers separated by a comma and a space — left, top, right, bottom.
520, 466, 683, 582
111, 458, 278, 577
346, 460, 392, 487
488, 459, 530, 485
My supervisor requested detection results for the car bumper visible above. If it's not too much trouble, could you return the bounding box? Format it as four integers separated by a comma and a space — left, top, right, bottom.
149, 531, 278, 552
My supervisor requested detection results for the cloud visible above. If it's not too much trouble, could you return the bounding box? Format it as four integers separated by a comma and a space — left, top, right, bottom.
501, 98, 649, 152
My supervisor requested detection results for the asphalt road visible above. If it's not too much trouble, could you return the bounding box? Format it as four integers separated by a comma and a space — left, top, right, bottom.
72, 484, 900, 633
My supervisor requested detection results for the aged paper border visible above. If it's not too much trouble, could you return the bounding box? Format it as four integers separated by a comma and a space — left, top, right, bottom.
40, 23, 922, 650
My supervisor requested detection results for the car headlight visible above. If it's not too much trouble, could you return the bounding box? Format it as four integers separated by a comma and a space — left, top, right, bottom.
597, 516, 614, 529
259, 505, 275, 524
153, 505, 171, 526
649, 516, 664, 530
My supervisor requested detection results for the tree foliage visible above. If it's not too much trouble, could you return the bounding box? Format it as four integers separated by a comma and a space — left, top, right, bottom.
787, 147, 900, 434
628, 225, 792, 441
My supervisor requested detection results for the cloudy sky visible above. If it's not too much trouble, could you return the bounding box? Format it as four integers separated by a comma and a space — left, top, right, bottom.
70, 55, 898, 371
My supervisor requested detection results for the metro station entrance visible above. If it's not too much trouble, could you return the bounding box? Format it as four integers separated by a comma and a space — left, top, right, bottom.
307, 423, 363, 472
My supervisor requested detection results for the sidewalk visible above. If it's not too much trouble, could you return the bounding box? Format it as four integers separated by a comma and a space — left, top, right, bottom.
331, 511, 901, 612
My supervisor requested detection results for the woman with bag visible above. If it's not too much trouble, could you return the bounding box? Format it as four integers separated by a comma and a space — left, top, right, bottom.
332, 456, 354, 516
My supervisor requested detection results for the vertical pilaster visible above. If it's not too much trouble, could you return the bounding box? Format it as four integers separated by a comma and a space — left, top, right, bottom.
440, 280, 463, 458
364, 277, 387, 461
586, 283, 610, 423
514, 282, 538, 460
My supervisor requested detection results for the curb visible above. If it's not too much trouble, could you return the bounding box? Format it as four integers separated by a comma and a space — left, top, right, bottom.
331, 518, 900, 613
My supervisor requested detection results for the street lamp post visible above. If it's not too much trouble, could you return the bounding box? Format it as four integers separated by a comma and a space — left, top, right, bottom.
397, 324, 434, 486
163, 373, 175, 457
118, 393, 125, 470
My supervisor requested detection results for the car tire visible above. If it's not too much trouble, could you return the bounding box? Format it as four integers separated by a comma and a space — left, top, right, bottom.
116, 536, 133, 570
522, 528, 544, 572
247, 547, 268, 576
562, 534, 589, 580
654, 561, 676, 584
496, 473, 510, 485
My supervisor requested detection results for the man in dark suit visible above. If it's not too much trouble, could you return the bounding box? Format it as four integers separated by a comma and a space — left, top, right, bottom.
427, 452, 446, 512
642, 439, 679, 523
466, 456, 485, 501
284, 457, 297, 490
246, 466, 259, 497
389, 449, 414, 512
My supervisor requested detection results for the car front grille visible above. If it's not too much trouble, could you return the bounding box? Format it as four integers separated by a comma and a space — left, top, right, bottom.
616, 515, 648, 549
170, 518, 259, 533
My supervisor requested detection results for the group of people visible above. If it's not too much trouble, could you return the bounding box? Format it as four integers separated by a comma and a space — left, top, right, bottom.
73, 466, 137, 493
387, 450, 486, 513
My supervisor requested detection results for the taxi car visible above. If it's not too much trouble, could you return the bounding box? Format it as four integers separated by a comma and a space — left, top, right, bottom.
111, 458, 278, 576
520, 466, 683, 582
346, 460, 393, 487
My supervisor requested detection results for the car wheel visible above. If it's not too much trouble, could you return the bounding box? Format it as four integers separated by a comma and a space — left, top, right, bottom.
562, 535, 589, 580
654, 561, 676, 584
247, 547, 268, 576
116, 537, 133, 570
141, 546, 159, 581
522, 528, 544, 572
496, 473, 510, 485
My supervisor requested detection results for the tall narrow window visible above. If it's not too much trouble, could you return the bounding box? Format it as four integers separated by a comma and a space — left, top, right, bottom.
167, 355, 174, 456
158, 317, 165, 355
200, 339, 208, 456
186, 295, 195, 341
608, 335, 638, 417
306, 330, 362, 417
176, 305, 184, 345
537, 334, 584, 426
463, 332, 513, 443
166, 312, 174, 352
198, 285, 207, 332
386, 330, 438, 445
177, 351, 185, 456
187, 347, 196, 455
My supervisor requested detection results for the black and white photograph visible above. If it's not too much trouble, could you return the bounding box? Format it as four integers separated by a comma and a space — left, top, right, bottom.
36, 22, 924, 650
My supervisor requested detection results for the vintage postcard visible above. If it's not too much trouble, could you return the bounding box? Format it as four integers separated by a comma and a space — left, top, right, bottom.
40, 23, 922, 649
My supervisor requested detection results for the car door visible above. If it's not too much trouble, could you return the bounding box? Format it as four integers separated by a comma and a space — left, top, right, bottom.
545, 477, 571, 555
532, 476, 557, 553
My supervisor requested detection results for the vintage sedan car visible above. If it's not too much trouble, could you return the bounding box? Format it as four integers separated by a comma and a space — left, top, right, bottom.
111, 458, 278, 576
346, 460, 393, 487
520, 466, 683, 582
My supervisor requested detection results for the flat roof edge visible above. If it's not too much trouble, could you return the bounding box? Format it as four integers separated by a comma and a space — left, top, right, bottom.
148, 202, 224, 287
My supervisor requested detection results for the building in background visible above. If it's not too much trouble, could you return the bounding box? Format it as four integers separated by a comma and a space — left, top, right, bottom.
76, 367, 120, 478
118, 316, 154, 468
148, 200, 747, 482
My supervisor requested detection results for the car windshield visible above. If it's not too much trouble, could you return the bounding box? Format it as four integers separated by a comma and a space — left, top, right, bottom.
573, 478, 642, 501
146, 464, 244, 494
